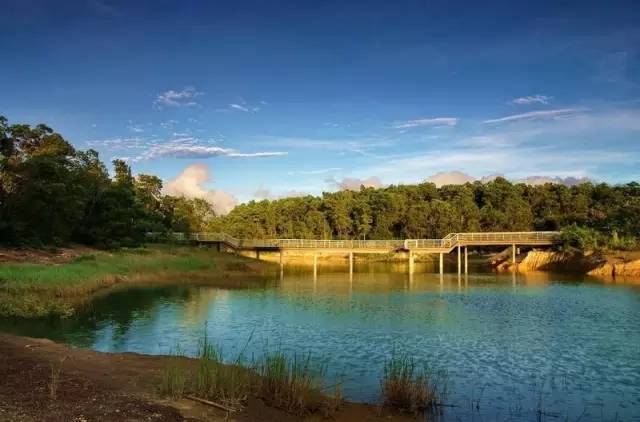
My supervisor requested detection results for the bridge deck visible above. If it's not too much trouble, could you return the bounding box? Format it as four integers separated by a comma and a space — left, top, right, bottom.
160, 231, 560, 253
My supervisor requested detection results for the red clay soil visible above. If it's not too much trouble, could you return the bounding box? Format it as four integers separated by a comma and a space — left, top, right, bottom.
0, 335, 413, 422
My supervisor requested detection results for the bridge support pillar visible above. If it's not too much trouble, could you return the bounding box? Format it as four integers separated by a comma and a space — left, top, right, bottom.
256, 250, 260, 260
349, 251, 354, 276
439, 252, 443, 274
457, 245, 461, 275
408, 251, 414, 274
464, 246, 468, 274
512, 244, 516, 266
313, 253, 318, 280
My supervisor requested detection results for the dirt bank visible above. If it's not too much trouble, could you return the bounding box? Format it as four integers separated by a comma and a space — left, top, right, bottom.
0, 334, 411, 422
498, 249, 640, 279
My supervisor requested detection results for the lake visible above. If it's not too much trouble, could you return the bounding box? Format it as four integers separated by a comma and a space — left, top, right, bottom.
2, 262, 639, 421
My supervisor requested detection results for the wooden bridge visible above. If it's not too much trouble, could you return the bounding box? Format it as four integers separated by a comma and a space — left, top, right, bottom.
161, 231, 560, 274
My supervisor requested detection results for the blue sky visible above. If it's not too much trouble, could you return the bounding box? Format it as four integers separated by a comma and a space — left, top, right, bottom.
1, 0, 640, 209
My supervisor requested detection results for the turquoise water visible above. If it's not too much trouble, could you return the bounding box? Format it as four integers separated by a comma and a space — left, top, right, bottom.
2, 263, 639, 421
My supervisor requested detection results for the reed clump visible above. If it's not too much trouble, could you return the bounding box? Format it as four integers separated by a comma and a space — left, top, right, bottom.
380, 354, 446, 415
158, 336, 339, 417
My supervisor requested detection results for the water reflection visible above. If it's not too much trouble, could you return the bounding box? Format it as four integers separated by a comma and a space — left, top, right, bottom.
1, 263, 639, 421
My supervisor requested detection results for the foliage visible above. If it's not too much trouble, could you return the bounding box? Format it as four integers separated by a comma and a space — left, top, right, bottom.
212, 178, 640, 245
2, 116, 639, 250
557, 225, 602, 252
0, 116, 215, 247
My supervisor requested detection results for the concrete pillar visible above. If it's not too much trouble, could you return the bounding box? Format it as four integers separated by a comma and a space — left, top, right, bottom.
279, 249, 284, 268
409, 251, 414, 274
313, 253, 318, 280
217, 242, 221, 252
256, 250, 260, 260
464, 246, 468, 274
512, 244, 516, 265
439, 252, 444, 274
349, 251, 354, 276
457, 245, 461, 275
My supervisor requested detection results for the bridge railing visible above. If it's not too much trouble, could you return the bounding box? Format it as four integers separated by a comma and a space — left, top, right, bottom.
163, 231, 560, 250
275, 239, 405, 249
405, 231, 560, 249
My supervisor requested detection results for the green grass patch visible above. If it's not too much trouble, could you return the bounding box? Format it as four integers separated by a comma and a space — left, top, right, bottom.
0, 246, 263, 318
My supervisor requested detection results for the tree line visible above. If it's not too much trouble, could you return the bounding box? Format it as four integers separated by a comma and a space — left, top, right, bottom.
1, 117, 639, 249
211, 173, 640, 250
0, 116, 212, 248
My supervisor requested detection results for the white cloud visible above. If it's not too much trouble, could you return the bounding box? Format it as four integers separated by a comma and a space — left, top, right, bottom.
229, 103, 250, 112
512, 95, 553, 105
483, 108, 582, 124
427, 171, 475, 187
154, 87, 203, 108
393, 117, 458, 129
164, 164, 237, 215
130, 142, 286, 162
327, 176, 383, 191
253, 186, 309, 200
286, 168, 341, 176
91, 135, 287, 163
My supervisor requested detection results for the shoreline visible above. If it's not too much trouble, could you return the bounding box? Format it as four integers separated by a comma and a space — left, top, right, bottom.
0, 333, 413, 422
0, 245, 278, 319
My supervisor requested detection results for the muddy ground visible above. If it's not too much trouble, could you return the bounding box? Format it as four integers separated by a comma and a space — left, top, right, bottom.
0, 334, 412, 422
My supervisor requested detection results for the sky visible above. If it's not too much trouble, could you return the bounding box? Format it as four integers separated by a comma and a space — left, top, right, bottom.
1, 0, 640, 211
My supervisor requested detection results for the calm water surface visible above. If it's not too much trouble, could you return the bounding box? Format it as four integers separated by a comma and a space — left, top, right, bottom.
2, 262, 639, 421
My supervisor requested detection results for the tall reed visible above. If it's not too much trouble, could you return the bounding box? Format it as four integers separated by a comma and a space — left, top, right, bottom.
380, 354, 445, 415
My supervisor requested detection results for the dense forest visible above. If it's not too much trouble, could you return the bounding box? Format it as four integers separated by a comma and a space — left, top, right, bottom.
0, 117, 212, 247
1, 117, 639, 249
212, 179, 640, 250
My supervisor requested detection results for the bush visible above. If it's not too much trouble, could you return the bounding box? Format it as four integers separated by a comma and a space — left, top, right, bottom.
557, 225, 601, 253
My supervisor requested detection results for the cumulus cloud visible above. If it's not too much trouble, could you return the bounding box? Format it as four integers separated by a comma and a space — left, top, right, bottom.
426, 171, 475, 187
393, 117, 458, 129
164, 164, 237, 215
425, 172, 590, 187
483, 108, 582, 124
154, 87, 203, 108
253, 186, 308, 200
327, 176, 383, 191
512, 95, 553, 105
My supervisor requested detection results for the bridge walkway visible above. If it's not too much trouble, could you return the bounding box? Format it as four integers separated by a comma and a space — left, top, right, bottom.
158, 231, 560, 275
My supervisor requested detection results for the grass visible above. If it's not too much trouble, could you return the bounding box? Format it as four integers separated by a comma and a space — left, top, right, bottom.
0, 245, 270, 318
49, 356, 67, 400
380, 354, 446, 415
158, 333, 339, 417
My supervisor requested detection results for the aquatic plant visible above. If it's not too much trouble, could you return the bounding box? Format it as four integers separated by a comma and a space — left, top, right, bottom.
380, 354, 445, 415
256, 351, 327, 416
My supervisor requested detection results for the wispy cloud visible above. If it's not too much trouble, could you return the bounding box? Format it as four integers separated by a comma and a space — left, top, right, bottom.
287, 167, 342, 176
483, 108, 583, 124
260, 135, 390, 155
512, 95, 553, 105
393, 117, 458, 129
229, 103, 250, 112
89, 135, 286, 163
154, 87, 203, 108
